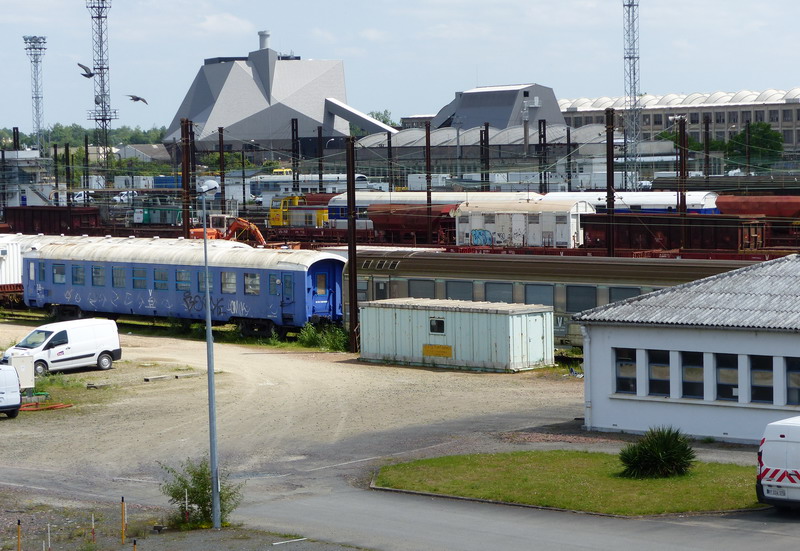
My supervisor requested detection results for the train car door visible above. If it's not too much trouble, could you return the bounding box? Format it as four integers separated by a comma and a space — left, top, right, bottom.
280, 272, 295, 324
309, 265, 335, 319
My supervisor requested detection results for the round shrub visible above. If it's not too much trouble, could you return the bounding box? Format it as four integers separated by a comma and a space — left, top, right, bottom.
619, 426, 696, 478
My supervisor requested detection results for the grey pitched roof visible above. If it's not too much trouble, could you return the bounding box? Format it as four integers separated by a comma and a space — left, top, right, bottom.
574, 254, 800, 331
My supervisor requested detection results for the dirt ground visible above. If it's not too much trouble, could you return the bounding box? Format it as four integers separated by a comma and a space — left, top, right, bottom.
0, 321, 586, 550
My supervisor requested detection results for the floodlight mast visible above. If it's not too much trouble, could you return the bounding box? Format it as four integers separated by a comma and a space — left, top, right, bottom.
623, 0, 641, 190
23, 36, 47, 152
86, 0, 118, 170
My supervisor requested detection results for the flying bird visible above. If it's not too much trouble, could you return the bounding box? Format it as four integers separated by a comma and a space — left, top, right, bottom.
77, 63, 95, 78
126, 95, 148, 105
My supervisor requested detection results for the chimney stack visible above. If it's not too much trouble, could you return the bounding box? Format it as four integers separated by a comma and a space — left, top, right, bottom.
258, 30, 270, 50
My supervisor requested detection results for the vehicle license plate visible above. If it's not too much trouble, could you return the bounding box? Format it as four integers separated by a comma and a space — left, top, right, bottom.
766, 487, 786, 497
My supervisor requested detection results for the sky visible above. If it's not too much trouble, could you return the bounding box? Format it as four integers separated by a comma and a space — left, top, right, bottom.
2, 0, 799, 136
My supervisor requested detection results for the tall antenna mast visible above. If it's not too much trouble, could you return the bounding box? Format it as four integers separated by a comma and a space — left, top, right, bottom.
86, 0, 117, 170
23, 36, 47, 153
622, 0, 641, 190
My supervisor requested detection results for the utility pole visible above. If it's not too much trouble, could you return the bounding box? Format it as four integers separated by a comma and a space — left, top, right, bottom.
317, 126, 324, 193
291, 118, 299, 193
218, 127, 225, 214
425, 121, 432, 243
180, 118, 190, 238
345, 136, 359, 353
703, 115, 710, 183
605, 108, 616, 258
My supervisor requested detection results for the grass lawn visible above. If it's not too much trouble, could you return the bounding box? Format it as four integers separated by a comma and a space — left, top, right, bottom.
374, 450, 761, 516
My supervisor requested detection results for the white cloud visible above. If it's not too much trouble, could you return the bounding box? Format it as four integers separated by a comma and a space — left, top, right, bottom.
195, 13, 254, 35
359, 28, 388, 42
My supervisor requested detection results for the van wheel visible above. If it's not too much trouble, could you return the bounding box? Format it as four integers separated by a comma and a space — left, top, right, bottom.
34, 361, 49, 377
97, 353, 113, 371
6, 408, 19, 419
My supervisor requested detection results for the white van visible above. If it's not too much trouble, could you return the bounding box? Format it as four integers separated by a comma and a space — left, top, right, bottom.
757, 416, 800, 508
0, 365, 21, 418
1, 319, 122, 376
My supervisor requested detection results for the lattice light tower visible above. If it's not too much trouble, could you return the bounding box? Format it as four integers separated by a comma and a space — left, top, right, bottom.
86, 0, 117, 170
623, 0, 641, 190
23, 35, 47, 152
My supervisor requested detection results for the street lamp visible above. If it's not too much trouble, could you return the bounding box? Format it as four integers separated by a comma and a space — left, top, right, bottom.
197, 179, 221, 530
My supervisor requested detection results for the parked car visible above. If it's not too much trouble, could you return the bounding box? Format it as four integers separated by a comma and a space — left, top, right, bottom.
757, 416, 800, 508
113, 190, 139, 203
0, 365, 21, 418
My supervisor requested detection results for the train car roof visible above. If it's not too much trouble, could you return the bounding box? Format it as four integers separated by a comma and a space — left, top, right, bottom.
0, 234, 252, 252
327, 191, 542, 206
542, 191, 718, 208
454, 199, 596, 215
25, 242, 343, 270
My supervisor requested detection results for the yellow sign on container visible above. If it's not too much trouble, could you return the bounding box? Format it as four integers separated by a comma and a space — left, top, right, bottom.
422, 344, 452, 358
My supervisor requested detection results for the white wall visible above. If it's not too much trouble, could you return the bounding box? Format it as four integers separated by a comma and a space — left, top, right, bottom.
583, 323, 800, 443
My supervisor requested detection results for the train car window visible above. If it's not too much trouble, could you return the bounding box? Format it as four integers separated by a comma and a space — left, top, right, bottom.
52, 264, 66, 285
176, 270, 191, 291
409, 279, 435, 299
458, 215, 468, 225
92, 266, 105, 287
198, 272, 213, 293
269, 274, 279, 295
565, 285, 597, 313
374, 281, 388, 300
244, 273, 260, 295
375, 261, 386, 270
154, 269, 168, 291
446, 280, 473, 301
388, 261, 399, 270
555, 215, 567, 224
525, 284, 554, 306
283, 274, 294, 302
528, 214, 540, 225
221, 272, 237, 294
484, 214, 496, 224
112, 267, 126, 288
715, 353, 738, 401
316, 273, 327, 296
615, 348, 637, 394
29, 262, 35, 283
609, 287, 640, 302
647, 350, 670, 397
132, 268, 147, 290
72, 265, 85, 286
787, 357, 800, 405
356, 280, 368, 301
429, 318, 445, 334
38, 262, 46, 282
485, 282, 513, 303
681, 351, 704, 399
361, 260, 373, 269
750, 355, 773, 403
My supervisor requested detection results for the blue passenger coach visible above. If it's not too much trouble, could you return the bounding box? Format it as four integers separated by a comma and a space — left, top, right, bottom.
23, 241, 344, 336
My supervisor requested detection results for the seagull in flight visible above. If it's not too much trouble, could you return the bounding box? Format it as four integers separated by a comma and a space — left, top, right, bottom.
127, 95, 148, 105
77, 63, 95, 78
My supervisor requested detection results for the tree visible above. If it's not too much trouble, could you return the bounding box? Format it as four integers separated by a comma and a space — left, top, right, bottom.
655, 130, 704, 152
725, 122, 783, 168
368, 109, 398, 127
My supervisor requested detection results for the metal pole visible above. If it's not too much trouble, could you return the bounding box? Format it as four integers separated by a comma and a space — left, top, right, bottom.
317, 126, 324, 193
241, 148, 247, 214
345, 137, 359, 353
387, 131, 394, 192
202, 191, 221, 530
605, 108, 616, 258
180, 119, 190, 238
425, 121, 432, 243
703, 115, 710, 183
218, 127, 226, 214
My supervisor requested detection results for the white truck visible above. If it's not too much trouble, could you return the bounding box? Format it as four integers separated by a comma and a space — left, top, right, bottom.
757, 416, 800, 508
1, 319, 121, 376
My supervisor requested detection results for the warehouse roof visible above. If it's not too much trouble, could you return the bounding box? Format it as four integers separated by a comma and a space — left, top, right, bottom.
560, 88, 800, 112
574, 254, 800, 331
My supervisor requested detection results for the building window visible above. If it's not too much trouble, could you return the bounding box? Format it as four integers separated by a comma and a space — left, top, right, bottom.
485, 282, 513, 303
221, 271, 236, 294
615, 348, 636, 394
429, 318, 445, 334
595, 116, 605, 124
783, 130, 794, 144
72, 265, 85, 286
716, 353, 738, 401
408, 279, 435, 299
648, 350, 670, 396
741, 111, 752, 123
653, 114, 663, 126
154, 269, 168, 290
574, 117, 583, 127
566, 285, 596, 313
52, 264, 66, 285
244, 273, 260, 295
92, 266, 105, 287
689, 112, 699, 124
769, 110, 779, 123
715, 112, 725, 124
524, 284, 554, 306
787, 357, 800, 405
564, 117, 572, 126
112, 266, 125, 288
609, 287, 639, 302
681, 351, 704, 399
176, 270, 191, 291
642, 114, 651, 126
728, 112, 738, 124
689, 131, 700, 143
132, 268, 147, 289
702, 112, 712, 124
446, 280, 473, 301
784, 109, 794, 123
755, 110, 765, 122
750, 355, 773, 403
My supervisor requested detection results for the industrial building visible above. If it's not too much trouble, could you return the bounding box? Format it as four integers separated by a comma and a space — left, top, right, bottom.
560, 88, 800, 153
575, 255, 800, 443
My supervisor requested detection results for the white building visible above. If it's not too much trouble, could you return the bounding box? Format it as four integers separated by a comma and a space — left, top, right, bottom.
575, 255, 800, 443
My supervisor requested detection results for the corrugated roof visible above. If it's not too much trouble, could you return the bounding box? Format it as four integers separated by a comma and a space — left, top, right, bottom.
574, 255, 800, 331
361, 297, 552, 315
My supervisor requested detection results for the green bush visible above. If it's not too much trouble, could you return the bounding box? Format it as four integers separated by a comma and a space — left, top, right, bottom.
297, 324, 349, 352
619, 426, 696, 479
159, 456, 244, 528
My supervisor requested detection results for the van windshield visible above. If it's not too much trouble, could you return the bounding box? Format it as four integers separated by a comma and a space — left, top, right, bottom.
16, 330, 53, 349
